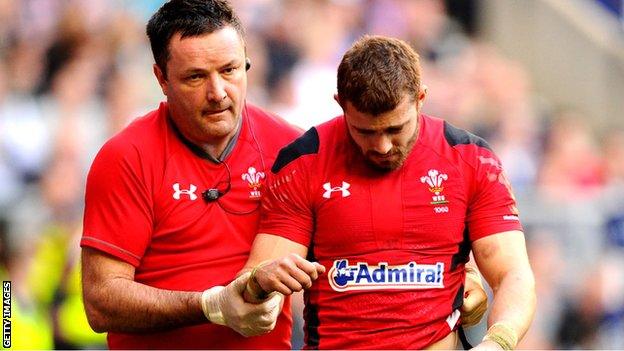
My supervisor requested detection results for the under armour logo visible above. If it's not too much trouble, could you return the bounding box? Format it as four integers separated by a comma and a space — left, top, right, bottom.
323, 181, 351, 198
173, 183, 198, 200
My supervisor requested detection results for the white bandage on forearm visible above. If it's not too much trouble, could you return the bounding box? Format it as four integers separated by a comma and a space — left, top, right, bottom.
201, 286, 226, 325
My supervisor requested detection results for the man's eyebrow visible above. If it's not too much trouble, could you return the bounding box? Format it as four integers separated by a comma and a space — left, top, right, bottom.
354, 126, 376, 133
353, 120, 410, 133
384, 120, 410, 131
182, 59, 241, 74
182, 68, 206, 74
219, 59, 240, 69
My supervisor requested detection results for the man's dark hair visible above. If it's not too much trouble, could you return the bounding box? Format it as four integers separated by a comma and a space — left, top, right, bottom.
146, 0, 244, 77
337, 35, 421, 115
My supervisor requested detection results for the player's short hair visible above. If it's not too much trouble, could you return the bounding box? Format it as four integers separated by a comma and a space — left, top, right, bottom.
146, 0, 244, 77
337, 35, 422, 116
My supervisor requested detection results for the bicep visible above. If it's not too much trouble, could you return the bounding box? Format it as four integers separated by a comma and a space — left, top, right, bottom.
472, 230, 530, 290
81, 247, 136, 328
258, 158, 315, 246
245, 233, 309, 270
82, 247, 135, 293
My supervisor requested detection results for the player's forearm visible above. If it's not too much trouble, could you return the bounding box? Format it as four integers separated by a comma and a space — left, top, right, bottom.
486, 265, 536, 343
244, 233, 309, 270
84, 276, 205, 333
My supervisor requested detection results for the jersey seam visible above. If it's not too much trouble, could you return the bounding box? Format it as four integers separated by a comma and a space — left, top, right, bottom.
82, 235, 142, 261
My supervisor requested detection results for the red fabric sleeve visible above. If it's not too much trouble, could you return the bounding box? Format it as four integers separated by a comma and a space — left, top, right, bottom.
466, 147, 523, 241
258, 157, 315, 247
81, 137, 153, 267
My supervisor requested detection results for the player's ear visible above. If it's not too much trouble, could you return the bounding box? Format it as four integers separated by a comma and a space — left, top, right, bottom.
417, 85, 427, 110
334, 93, 344, 110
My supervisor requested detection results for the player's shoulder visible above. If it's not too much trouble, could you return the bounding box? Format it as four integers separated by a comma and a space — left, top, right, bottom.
441, 119, 491, 151
419, 115, 490, 149
271, 126, 320, 173
270, 116, 342, 173
420, 114, 494, 168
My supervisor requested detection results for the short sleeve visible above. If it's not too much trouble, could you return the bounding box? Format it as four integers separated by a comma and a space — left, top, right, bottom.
258, 156, 315, 247
81, 137, 153, 266
466, 147, 523, 241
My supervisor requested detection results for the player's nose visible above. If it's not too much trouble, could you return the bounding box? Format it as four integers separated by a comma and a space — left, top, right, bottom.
369, 135, 393, 155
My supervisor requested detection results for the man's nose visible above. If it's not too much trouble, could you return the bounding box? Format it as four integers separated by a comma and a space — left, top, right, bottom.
205, 75, 227, 102
369, 135, 393, 155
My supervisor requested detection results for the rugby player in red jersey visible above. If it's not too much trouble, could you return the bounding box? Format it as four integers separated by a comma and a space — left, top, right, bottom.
245, 36, 535, 350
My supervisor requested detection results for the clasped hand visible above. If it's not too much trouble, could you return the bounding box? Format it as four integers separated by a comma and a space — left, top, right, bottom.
201, 272, 284, 337
251, 253, 326, 296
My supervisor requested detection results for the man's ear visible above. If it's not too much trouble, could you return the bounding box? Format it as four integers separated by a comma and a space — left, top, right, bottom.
417, 85, 428, 110
153, 63, 168, 96
334, 93, 343, 110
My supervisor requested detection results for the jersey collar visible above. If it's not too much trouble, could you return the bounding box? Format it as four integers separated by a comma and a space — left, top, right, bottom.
168, 110, 244, 164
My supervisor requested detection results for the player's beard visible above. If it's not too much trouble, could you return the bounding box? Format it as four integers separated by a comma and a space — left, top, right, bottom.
358, 130, 418, 172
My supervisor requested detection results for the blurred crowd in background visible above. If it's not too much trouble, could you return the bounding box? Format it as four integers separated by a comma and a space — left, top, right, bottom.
0, 0, 623, 349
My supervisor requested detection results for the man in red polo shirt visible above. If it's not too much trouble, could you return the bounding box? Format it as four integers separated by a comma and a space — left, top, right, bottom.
80, 0, 300, 349
245, 36, 536, 349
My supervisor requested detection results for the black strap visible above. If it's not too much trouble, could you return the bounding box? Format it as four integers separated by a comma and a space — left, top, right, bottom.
458, 326, 474, 350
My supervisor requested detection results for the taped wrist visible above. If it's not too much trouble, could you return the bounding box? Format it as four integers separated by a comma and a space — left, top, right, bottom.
201, 286, 226, 325
482, 322, 518, 350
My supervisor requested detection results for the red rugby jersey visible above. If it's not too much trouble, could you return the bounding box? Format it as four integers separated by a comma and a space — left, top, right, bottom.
81, 102, 301, 349
258, 114, 522, 349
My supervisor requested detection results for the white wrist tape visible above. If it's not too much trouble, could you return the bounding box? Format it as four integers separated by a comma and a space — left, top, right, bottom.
201, 286, 226, 325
